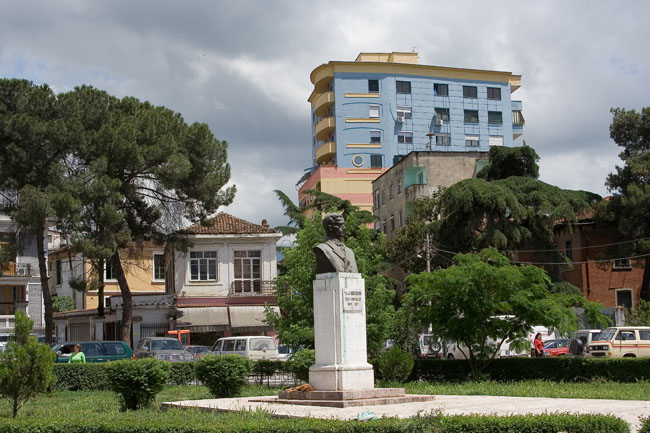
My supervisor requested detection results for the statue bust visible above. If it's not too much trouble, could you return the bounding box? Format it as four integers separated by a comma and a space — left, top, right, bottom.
313, 213, 358, 274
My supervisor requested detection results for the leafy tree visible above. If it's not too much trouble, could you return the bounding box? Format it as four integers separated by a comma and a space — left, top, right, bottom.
52, 295, 75, 312
405, 248, 608, 377
0, 78, 68, 344
56, 86, 235, 344
625, 299, 650, 326
477, 144, 540, 181
266, 195, 394, 356
599, 107, 650, 301
0, 311, 56, 417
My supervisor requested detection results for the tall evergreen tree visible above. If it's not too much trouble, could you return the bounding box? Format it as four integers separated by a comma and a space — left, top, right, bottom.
600, 107, 650, 301
57, 86, 235, 344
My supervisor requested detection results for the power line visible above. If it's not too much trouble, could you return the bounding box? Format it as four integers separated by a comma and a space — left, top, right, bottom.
512, 253, 650, 266
514, 236, 650, 253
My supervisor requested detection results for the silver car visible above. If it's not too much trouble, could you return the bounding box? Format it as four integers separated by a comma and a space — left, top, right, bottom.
134, 337, 193, 362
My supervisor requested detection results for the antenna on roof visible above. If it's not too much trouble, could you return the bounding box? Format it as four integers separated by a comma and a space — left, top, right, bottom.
412, 46, 416, 53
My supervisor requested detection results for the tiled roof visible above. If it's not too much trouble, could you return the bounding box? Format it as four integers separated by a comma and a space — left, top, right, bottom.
180, 213, 276, 235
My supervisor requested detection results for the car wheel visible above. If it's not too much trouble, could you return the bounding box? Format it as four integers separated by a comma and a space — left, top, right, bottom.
447, 354, 455, 360
569, 339, 583, 356
430, 342, 442, 353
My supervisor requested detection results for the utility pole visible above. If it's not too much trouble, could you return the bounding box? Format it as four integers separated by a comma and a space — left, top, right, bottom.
425, 232, 431, 273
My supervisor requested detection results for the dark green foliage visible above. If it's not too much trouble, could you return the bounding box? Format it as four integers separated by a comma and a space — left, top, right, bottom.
477, 145, 540, 180
376, 346, 414, 382
285, 349, 314, 383
626, 299, 650, 325
412, 357, 650, 383
0, 311, 56, 417
641, 417, 650, 433
52, 296, 75, 312
104, 359, 170, 411
169, 362, 196, 386
0, 410, 629, 433
51, 364, 110, 391
194, 355, 253, 398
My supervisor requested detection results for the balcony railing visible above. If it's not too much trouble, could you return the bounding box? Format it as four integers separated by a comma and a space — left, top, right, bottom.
0, 263, 31, 276
229, 280, 276, 297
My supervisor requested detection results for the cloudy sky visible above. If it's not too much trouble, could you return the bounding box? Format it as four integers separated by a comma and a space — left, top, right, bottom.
2, 1, 649, 228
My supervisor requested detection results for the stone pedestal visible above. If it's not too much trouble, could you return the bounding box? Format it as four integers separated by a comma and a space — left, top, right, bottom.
309, 272, 374, 391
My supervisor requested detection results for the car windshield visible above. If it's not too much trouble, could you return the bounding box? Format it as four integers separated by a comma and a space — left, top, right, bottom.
596, 328, 615, 341
187, 346, 207, 354
151, 339, 183, 351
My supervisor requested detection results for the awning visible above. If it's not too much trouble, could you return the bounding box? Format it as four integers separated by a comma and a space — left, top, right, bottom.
229, 305, 278, 328
177, 307, 229, 333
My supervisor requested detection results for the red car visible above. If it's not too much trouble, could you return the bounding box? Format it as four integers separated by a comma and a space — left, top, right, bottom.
543, 339, 569, 357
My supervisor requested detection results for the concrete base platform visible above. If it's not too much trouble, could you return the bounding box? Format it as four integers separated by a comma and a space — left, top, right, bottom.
268, 387, 435, 408
162, 394, 650, 432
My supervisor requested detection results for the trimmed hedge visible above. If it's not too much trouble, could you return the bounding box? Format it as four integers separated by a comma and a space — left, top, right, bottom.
0, 412, 629, 433
412, 356, 650, 382
169, 362, 196, 385
52, 364, 110, 391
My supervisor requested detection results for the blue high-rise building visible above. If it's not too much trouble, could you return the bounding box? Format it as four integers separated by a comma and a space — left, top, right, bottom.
299, 52, 524, 212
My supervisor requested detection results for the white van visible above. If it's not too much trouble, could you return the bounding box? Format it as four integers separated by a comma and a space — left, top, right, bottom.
587, 326, 650, 358
209, 336, 279, 361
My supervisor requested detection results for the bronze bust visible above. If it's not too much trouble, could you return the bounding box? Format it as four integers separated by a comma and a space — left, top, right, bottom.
313, 213, 358, 274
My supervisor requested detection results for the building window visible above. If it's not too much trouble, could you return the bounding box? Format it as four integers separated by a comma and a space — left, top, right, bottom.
615, 289, 633, 309
352, 154, 365, 167
399, 211, 403, 227
397, 132, 413, 144
233, 250, 261, 293
56, 260, 62, 286
390, 216, 395, 232
565, 240, 573, 261
463, 86, 477, 98
190, 251, 217, 281
434, 83, 448, 96
382, 220, 387, 234
396, 106, 412, 119
487, 87, 501, 100
382, 189, 386, 204
369, 104, 380, 118
374, 190, 380, 208
105, 261, 117, 281
512, 110, 525, 126
436, 134, 451, 146
389, 184, 394, 198
153, 253, 165, 281
465, 135, 479, 147
489, 136, 504, 146
396, 81, 411, 94
370, 130, 381, 143
368, 79, 379, 93
371, 154, 382, 168
488, 111, 503, 125
613, 258, 631, 269
464, 110, 479, 123
397, 179, 402, 194
435, 108, 450, 122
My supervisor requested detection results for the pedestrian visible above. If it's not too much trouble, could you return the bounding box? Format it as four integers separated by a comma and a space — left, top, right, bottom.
533, 333, 544, 357
68, 344, 86, 364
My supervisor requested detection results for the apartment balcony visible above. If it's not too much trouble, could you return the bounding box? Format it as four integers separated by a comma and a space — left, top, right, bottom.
229, 280, 276, 297
0, 262, 32, 277
405, 183, 431, 203
316, 141, 336, 165
313, 91, 335, 118
512, 109, 525, 139
0, 301, 27, 330
315, 116, 336, 141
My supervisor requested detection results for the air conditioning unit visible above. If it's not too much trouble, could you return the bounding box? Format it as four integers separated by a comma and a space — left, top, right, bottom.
396, 116, 404, 123
435, 118, 444, 126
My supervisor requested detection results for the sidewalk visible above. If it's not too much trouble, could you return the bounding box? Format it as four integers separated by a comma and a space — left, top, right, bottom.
163, 394, 650, 432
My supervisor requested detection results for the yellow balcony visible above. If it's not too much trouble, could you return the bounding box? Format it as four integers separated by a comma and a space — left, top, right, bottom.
313, 91, 335, 118
315, 116, 336, 141
316, 141, 336, 165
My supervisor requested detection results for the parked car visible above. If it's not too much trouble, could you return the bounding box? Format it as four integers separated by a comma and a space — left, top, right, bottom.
277, 344, 296, 361
209, 336, 279, 361
134, 337, 193, 362
418, 334, 443, 358
185, 345, 209, 360
543, 339, 570, 357
587, 326, 650, 358
52, 341, 133, 363
569, 329, 602, 356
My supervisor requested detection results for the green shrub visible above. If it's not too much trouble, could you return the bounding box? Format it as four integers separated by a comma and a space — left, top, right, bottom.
169, 362, 195, 385
252, 360, 283, 385
412, 356, 650, 382
194, 355, 253, 398
640, 416, 650, 433
104, 358, 170, 411
376, 346, 414, 382
285, 349, 314, 383
51, 363, 110, 390
0, 311, 56, 417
